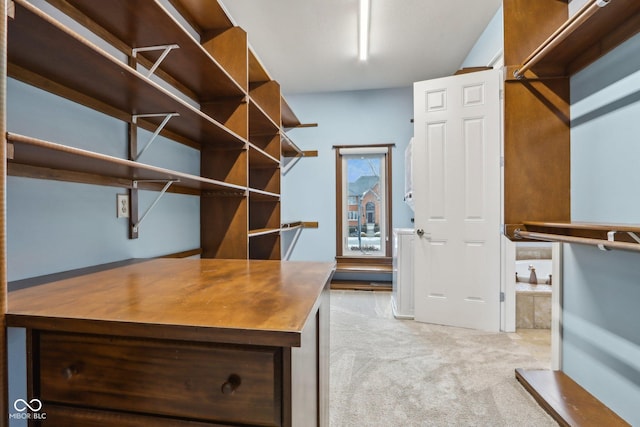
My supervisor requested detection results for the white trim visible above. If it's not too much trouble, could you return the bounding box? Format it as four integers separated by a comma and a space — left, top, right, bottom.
502, 236, 516, 332
339, 146, 388, 155
488, 49, 504, 68
551, 242, 563, 370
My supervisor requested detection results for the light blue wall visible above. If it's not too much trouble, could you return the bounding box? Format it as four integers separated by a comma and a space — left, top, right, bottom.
281, 87, 414, 261
566, 32, 640, 425
6, 78, 201, 282
460, 5, 503, 68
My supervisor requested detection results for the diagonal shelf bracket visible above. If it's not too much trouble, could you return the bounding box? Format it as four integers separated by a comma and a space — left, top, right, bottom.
131, 179, 179, 235
607, 230, 640, 244
132, 44, 180, 77
132, 113, 179, 161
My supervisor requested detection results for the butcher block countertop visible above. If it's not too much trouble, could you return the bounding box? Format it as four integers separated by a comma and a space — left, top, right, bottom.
7, 258, 336, 347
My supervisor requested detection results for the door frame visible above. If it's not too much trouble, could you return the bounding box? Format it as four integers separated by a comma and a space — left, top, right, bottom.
493, 52, 561, 369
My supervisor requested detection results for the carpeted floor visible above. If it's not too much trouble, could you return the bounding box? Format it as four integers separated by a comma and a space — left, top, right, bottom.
329, 290, 557, 427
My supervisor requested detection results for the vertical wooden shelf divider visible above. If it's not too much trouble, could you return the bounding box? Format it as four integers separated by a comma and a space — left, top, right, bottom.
503, 0, 571, 240
247, 50, 282, 259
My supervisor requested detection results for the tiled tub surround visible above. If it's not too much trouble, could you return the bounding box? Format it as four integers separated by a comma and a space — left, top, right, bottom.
515, 256, 552, 329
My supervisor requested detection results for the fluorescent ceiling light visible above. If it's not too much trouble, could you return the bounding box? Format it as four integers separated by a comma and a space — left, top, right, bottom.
359, 0, 370, 61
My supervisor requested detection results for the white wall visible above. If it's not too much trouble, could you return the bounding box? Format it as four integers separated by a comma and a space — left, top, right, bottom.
282, 87, 414, 261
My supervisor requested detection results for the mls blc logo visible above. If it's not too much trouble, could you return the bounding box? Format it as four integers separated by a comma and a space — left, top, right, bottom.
9, 398, 47, 420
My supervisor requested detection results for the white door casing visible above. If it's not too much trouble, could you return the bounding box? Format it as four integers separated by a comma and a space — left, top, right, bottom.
413, 69, 501, 332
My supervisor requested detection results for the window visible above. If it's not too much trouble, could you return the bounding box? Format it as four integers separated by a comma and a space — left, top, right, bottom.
335, 145, 393, 258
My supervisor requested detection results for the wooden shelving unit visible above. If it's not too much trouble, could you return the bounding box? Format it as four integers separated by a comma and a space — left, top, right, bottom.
5, 0, 315, 260
504, 0, 640, 423
516, 369, 631, 426
509, 0, 640, 79
280, 96, 319, 175
8, 0, 245, 150
503, 0, 640, 248
0, 0, 324, 416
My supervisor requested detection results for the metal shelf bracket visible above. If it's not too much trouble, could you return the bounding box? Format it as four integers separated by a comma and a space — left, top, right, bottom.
132, 113, 180, 161
132, 179, 179, 234
132, 44, 180, 77
607, 230, 640, 244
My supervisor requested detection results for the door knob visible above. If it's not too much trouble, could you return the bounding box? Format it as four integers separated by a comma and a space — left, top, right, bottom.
416, 229, 425, 237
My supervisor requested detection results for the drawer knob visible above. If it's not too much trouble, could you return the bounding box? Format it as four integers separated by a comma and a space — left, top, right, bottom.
221, 374, 242, 395
62, 363, 82, 380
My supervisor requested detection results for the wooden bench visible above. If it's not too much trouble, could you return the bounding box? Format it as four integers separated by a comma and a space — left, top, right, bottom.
515, 369, 630, 426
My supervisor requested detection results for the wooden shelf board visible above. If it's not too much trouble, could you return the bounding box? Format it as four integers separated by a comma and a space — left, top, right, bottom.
8, 1, 245, 149
248, 49, 271, 83
280, 221, 318, 231
249, 91, 280, 131
515, 369, 630, 426
517, 0, 640, 77
248, 228, 280, 237
168, 0, 234, 34
49, 0, 245, 99
281, 221, 303, 231
508, 221, 640, 252
249, 101, 279, 136
249, 144, 280, 167
250, 81, 281, 126
281, 132, 302, 157
7, 133, 246, 193
281, 96, 301, 128
248, 188, 280, 201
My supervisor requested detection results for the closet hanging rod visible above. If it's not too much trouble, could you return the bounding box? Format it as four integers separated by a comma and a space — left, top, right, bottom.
513, 0, 612, 79
515, 229, 640, 253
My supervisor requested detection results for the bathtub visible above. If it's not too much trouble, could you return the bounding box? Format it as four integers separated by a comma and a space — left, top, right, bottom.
515, 259, 552, 285
515, 259, 552, 329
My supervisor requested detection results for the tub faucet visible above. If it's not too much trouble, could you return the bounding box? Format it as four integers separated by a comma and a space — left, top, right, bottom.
528, 265, 538, 284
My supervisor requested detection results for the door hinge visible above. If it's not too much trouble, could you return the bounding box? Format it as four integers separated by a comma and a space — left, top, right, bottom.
500, 291, 505, 302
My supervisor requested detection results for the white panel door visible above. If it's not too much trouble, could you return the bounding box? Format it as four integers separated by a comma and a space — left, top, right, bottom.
413, 69, 501, 332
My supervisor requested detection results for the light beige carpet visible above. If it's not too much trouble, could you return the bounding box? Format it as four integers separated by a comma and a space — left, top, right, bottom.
329, 290, 557, 427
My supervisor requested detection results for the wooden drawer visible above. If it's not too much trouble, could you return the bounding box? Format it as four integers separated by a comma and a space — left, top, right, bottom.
36, 332, 281, 426
34, 404, 230, 427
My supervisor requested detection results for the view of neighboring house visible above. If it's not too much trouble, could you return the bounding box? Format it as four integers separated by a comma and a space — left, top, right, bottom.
348, 175, 380, 237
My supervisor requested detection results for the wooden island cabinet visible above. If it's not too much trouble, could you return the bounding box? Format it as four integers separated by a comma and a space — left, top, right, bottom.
7, 259, 334, 426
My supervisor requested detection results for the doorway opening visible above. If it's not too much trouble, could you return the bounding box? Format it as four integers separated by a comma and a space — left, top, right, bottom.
513, 242, 554, 368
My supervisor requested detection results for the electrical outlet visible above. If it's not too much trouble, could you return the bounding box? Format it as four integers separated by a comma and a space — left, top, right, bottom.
117, 194, 129, 218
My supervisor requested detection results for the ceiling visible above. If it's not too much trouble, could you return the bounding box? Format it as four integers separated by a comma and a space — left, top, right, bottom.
219, 0, 502, 94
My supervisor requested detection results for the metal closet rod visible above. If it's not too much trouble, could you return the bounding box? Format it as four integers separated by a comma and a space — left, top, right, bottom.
515, 229, 640, 253
513, 0, 613, 79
